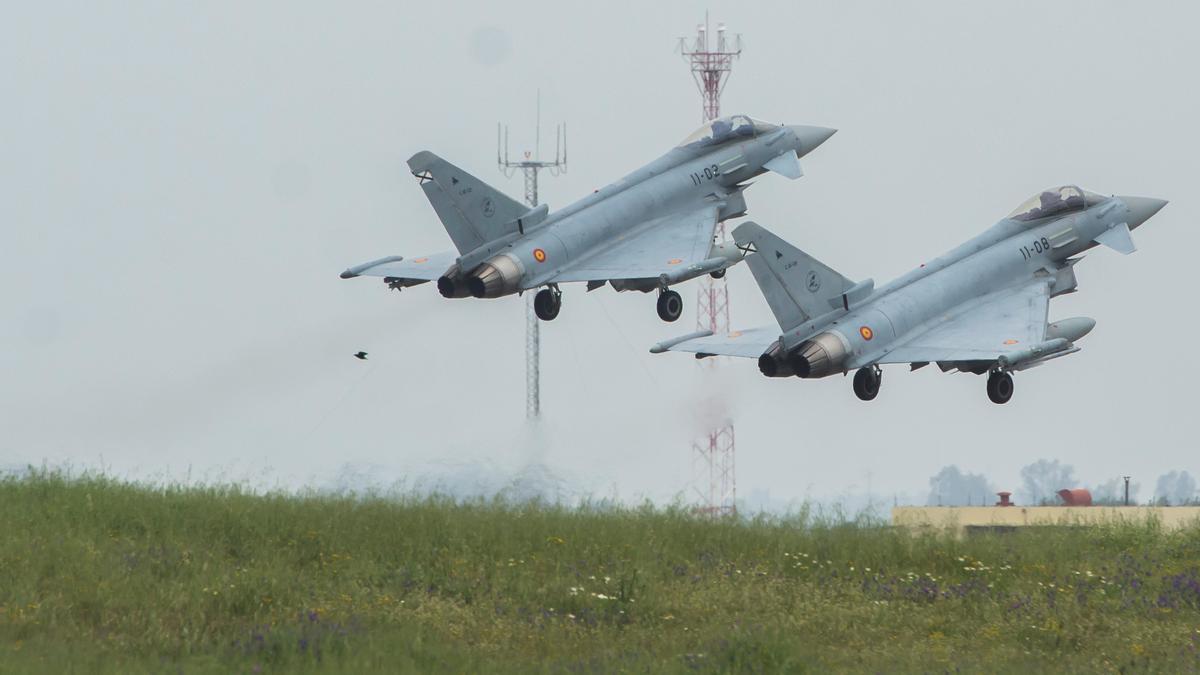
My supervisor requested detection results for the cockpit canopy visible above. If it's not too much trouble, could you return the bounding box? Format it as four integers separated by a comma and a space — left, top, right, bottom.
1007, 186, 1109, 222
677, 115, 780, 148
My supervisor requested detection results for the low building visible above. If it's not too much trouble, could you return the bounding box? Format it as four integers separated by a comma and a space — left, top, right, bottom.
893, 505, 1200, 534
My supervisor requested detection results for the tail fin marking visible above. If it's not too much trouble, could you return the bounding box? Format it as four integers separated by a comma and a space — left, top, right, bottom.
407, 151, 528, 254
732, 222, 857, 331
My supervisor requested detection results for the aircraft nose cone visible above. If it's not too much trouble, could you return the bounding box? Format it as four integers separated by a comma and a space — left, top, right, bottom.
1118, 196, 1168, 230
788, 125, 837, 157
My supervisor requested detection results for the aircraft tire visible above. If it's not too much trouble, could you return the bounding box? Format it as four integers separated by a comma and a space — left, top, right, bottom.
987, 371, 1014, 404
534, 288, 560, 321
709, 268, 726, 279
853, 367, 881, 401
657, 290, 683, 322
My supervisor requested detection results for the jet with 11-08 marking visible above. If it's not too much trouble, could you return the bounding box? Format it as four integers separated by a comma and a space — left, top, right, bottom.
651, 186, 1167, 403
340, 116, 836, 323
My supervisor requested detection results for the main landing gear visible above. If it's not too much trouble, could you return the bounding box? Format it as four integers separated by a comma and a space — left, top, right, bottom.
986, 370, 1014, 405
533, 287, 562, 321
853, 366, 882, 401
656, 289, 683, 322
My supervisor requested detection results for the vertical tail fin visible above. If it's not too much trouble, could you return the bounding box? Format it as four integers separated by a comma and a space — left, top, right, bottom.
732, 222, 858, 331
407, 151, 528, 254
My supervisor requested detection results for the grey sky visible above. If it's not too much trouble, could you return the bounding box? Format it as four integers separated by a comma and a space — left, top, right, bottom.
3, 1, 1195, 504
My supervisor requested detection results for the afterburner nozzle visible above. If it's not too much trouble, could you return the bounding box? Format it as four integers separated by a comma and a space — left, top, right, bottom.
466, 254, 525, 299
788, 331, 848, 379
437, 275, 470, 298
757, 341, 795, 378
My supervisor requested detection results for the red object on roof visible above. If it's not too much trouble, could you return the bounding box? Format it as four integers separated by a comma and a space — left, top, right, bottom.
1057, 488, 1093, 506
995, 492, 1014, 507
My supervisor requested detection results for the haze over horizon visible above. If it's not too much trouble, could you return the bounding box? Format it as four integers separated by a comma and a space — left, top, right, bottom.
3, 1, 1197, 508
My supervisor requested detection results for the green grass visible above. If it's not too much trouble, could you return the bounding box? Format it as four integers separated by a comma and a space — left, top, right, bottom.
2, 471, 1200, 673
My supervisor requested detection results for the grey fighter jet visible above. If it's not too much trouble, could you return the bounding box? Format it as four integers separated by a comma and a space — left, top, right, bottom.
340, 115, 836, 322
651, 187, 1167, 403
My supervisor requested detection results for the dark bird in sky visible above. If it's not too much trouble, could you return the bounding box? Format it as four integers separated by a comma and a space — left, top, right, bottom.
354, 351, 368, 360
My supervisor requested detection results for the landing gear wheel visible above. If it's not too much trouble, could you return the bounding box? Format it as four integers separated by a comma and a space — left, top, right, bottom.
987, 371, 1014, 404
533, 288, 561, 321
656, 289, 683, 322
709, 268, 726, 279
853, 367, 882, 401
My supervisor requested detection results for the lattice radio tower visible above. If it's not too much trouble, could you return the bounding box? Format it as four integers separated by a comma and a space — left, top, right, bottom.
498, 94, 567, 419
679, 16, 741, 516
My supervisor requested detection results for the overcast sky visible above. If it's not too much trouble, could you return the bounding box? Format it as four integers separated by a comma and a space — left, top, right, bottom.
3, 1, 1195, 507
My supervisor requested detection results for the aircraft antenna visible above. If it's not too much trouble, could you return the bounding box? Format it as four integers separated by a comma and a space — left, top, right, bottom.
498, 100, 567, 420
678, 15, 741, 518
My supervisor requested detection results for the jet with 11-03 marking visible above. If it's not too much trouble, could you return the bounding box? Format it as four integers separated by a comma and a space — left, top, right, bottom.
340, 115, 836, 323
651, 186, 1167, 403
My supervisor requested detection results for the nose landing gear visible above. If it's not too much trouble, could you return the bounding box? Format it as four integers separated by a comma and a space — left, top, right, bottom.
853, 366, 882, 401
986, 370, 1014, 404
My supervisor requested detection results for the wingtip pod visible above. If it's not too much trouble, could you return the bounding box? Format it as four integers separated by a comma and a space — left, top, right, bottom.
650, 330, 714, 354
340, 255, 405, 280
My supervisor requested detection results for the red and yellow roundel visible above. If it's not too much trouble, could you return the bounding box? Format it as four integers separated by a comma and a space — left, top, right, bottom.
667, 258, 683, 265
533, 248, 547, 263
859, 326, 874, 341
412, 257, 429, 264
1003, 339, 1019, 345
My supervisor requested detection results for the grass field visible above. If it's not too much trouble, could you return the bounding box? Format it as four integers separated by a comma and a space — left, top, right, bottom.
2, 472, 1200, 673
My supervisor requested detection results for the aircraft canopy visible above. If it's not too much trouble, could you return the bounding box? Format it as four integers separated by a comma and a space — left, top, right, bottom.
677, 115, 779, 148
1007, 186, 1108, 222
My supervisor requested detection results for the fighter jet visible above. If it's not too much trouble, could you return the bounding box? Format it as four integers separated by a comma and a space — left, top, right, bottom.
340, 115, 836, 322
651, 187, 1167, 403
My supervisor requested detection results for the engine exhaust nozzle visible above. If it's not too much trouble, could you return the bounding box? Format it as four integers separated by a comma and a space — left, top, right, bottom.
757, 341, 795, 378
437, 275, 470, 298
788, 331, 848, 379
466, 254, 525, 299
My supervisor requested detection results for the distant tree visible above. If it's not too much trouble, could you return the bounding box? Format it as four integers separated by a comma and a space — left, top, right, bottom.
1018, 459, 1077, 506
1091, 477, 1140, 505
926, 465, 991, 506
1154, 471, 1198, 506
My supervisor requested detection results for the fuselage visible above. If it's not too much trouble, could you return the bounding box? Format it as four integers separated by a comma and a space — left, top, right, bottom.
783, 193, 1157, 374
462, 120, 834, 298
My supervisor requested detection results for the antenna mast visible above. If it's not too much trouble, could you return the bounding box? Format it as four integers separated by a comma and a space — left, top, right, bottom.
498, 93, 567, 419
678, 16, 741, 517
